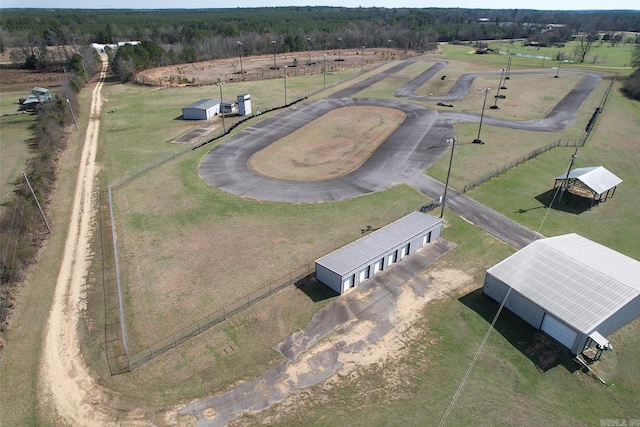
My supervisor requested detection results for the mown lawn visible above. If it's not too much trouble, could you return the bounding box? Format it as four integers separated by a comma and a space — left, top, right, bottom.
82, 51, 640, 418
468, 82, 640, 259
241, 214, 640, 426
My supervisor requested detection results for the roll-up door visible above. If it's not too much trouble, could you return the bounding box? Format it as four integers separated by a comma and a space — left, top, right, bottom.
373, 259, 383, 274
540, 313, 577, 349
359, 266, 370, 282
342, 275, 354, 291
387, 251, 398, 265
401, 244, 410, 258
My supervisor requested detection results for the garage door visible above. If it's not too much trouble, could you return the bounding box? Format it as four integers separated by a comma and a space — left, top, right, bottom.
400, 244, 410, 259
422, 231, 432, 245
540, 314, 577, 349
359, 267, 370, 282
342, 275, 354, 291
373, 259, 383, 274
387, 251, 397, 266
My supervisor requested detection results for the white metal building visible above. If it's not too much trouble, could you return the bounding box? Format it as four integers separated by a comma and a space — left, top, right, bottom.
316, 212, 443, 294
182, 98, 222, 120
483, 234, 640, 354
554, 166, 622, 208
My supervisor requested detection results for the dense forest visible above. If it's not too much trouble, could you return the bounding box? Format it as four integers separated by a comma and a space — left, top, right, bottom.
2, 8, 640, 65
1, 8, 639, 94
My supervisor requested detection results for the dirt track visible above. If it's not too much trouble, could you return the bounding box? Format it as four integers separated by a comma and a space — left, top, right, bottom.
39, 57, 125, 426
34, 54, 593, 424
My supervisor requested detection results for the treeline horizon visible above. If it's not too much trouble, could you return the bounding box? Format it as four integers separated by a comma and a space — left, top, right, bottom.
2, 7, 639, 86
2, 8, 640, 49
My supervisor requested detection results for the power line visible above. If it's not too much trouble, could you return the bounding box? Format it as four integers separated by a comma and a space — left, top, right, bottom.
439, 155, 570, 425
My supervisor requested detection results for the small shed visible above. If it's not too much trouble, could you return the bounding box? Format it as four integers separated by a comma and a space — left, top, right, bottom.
237, 94, 252, 116
554, 166, 622, 208
316, 212, 443, 294
483, 234, 640, 355
182, 98, 221, 120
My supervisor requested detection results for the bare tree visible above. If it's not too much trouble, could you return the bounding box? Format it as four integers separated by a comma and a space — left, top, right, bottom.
574, 30, 598, 63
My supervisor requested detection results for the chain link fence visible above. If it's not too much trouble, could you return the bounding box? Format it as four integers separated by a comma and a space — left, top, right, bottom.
102, 60, 381, 374
100, 189, 131, 375
462, 75, 615, 194
126, 263, 314, 371
134, 52, 412, 87
462, 139, 581, 193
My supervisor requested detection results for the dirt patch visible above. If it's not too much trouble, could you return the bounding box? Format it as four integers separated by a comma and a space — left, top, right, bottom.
0, 67, 64, 91
253, 267, 475, 426
249, 106, 406, 181
137, 49, 402, 87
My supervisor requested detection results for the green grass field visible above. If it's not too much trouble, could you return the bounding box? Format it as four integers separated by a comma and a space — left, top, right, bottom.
427, 74, 611, 190
0, 91, 35, 212
240, 216, 640, 425
89, 49, 640, 417
1, 43, 639, 426
441, 41, 637, 76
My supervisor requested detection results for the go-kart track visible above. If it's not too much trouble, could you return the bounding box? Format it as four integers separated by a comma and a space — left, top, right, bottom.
179, 61, 604, 426
199, 60, 601, 204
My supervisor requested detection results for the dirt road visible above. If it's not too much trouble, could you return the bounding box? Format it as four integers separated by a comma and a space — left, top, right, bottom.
39, 58, 122, 426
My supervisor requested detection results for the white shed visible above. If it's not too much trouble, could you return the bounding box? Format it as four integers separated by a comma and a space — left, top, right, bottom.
182, 98, 221, 120
316, 212, 443, 294
483, 234, 640, 354
237, 94, 252, 116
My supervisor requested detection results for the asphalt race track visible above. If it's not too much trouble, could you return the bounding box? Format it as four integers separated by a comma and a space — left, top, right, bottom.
198, 59, 601, 203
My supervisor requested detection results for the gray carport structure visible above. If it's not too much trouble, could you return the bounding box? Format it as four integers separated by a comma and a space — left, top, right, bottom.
483, 233, 640, 356
316, 212, 443, 294
554, 166, 622, 209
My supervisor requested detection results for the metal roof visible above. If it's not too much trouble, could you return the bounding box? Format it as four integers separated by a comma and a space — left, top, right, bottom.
555, 166, 622, 195
487, 233, 640, 334
183, 98, 221, 110
316, 212, 442, 276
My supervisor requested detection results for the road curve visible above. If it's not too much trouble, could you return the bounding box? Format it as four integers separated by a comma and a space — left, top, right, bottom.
199, 98, 452, 203
199, 59, 601, 203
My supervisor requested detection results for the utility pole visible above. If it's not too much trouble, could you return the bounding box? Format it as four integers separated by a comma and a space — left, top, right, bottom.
557, 148, 578, 204
217, 82, 226, 132
505, 52, 512, 80
440, 138, 457, 219
271, 40, 277, 69
23, 171, 51, 233
237, 41, 243, 74
283, 66, 288, 106
323, 54, 327, 89
555, 52, 564, 78
473, 88, 490, 144
491, 68, 506, 109
66, 96, 78, 130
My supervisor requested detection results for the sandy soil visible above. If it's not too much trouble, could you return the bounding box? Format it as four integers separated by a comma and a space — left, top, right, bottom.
38, 57, 143, 426
36, 53, 471, 426
137, 49, 397, 87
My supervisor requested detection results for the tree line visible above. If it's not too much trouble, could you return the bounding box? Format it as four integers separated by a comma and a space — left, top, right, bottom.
622, 44, 640, 100
2, 8, 640, 69
3, 7, 640, 83
0, 48, 100, 325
